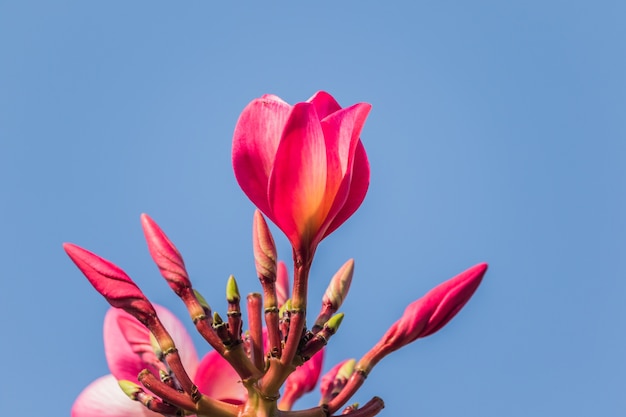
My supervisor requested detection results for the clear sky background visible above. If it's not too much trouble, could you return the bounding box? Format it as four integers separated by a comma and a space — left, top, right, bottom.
1, 2, 624, 416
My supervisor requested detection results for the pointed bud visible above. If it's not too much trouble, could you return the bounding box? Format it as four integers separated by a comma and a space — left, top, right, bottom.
63, 243, 156, 323
226, 275, 240, 303
253, 210, 277, 283
279, 298, 292, 318
325, 313, 344, 333
193, 289, 212, 316
300, 313, 344, 359
276, 261, 290, 307
141, 214, 191, 295
364, 263, 487, 367
149, 331, 162, 360
213, 312, 224, 326
313, 260, 354, 331
324, 260, 354, 309
319, 359, 355, 404
118, 380, 141, 399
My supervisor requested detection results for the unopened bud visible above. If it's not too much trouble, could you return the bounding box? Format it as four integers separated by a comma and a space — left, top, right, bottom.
213, 312, 224, 326
253, 210, 277, 283
319, 359, 355, 404
63, 243, 156, 323
118, 380, 141, 399
226, 275, 240, 303
276, 261, 290, 306
149, 332, 162, 360
193, 289, 212, 316
325, 313, 344, 333
363, 263, 487, 369
313, 260, 354, 331
141, 214, 191, 295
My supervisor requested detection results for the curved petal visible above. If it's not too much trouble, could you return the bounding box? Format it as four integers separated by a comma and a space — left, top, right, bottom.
72, 374, 160, 417
195, 350, 247, 404
104, 305, 198, 383
323, 140, 370, 238
275, 261, 290, 307
269, 102, 329, 251
307, 91, 342, 119
318, 103, 371, 241
233, 96, 291, 216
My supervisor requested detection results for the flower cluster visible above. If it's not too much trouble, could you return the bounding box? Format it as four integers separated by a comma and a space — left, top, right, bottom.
66, 91, 487, 417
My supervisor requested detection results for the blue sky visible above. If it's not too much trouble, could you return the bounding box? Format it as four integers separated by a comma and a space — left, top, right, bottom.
1, 2, 624, 416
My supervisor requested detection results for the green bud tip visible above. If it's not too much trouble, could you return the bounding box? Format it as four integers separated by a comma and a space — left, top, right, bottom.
226, 275, 240, 302
213, 311, 224, 324
118, 380, 141, 399
149, 332, 162, 357
337, 358, 356, 380
193, 289, 212, 311
325, 313, 345, 331
279, 298, 292, 317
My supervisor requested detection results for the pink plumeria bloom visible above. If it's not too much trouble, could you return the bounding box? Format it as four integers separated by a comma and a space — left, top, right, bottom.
232, 91, 371, 257
72, 305, 245, 417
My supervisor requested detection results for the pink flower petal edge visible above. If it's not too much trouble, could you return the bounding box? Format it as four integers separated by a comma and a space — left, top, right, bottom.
195, 350, 247, 405
72, 375, 161, 417
104, 305, 199, 384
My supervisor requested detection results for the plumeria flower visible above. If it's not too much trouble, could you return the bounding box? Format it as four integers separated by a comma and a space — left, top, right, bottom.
233, 91, 371, 259
66, 91, 488, 417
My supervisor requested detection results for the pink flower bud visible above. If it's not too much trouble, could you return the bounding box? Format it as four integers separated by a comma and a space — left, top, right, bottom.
140, 213, 191, 295
63, 243, 156, 323
252, 210, 277, 283
313, 259, 354, 331
276, 261, 290, 307
319, 359, 355, 404
365, 263, 487, 367
233, 92, 371, 255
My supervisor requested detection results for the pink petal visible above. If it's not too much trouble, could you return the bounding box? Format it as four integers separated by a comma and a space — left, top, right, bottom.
323, 140, 370, 238
275, 261, 290, 307
195, 350, 247, 405
280, 349, 325, 409
319, 360, 347, 402
307, 91, 342, 119
232, 95, 291, 216
104, 305, 198, 383
72, 374, 160, 417
269, 102, 329, 251
318, 103, 371, 239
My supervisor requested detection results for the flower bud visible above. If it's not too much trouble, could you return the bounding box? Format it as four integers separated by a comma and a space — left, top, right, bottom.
313, 259, 354, 331
364, 263, 487, 368
140, 213, 191, 295
63, 243, 156, 323
226, 275, 241, 303
252, 210, 277, 283
118, 380, 141, 399
319, 359, 355, 404
276, 261, 290, 307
